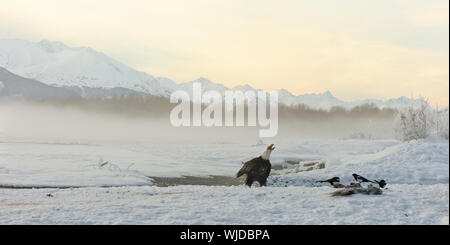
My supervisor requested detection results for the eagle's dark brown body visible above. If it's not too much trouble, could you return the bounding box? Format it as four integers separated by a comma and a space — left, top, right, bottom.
235, 144, 274, 187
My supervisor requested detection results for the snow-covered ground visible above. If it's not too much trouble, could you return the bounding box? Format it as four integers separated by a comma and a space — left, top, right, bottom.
0, 137, 448, 224
0, 184, 448, 225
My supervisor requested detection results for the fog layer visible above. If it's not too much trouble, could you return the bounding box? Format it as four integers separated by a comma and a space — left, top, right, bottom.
0, 99, 396, 144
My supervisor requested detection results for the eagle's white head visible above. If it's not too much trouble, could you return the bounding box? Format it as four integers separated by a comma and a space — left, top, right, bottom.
261, 144, 275, 160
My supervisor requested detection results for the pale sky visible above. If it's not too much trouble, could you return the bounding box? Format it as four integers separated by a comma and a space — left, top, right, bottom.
0, 0, 448, 106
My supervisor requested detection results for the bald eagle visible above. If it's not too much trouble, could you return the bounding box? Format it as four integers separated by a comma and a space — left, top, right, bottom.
235, 144, 275, 187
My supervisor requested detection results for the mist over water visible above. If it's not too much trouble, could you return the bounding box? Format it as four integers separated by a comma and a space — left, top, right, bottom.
0, 100, 396, 144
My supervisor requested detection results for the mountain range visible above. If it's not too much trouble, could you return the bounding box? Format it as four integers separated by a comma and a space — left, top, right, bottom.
0, 39, 427, 110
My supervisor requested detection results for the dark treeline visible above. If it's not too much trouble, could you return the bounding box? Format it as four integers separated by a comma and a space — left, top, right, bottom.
15, 93, 397, 121
279, 103, 395, 120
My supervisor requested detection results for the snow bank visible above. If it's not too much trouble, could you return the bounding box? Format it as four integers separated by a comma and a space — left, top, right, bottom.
269, 139, 448, 187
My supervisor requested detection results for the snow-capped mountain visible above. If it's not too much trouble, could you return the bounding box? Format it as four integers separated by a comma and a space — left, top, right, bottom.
0, 66, 80, 100
0, 39, 429, 110
0, 39, 176, 96
0, 66, 155, 100
178, 77, 229, 97
291, 90, 347, 109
